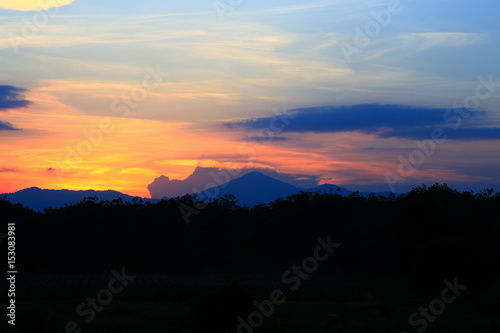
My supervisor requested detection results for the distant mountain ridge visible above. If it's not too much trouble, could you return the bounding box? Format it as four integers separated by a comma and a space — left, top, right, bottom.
147, 166, 320, 198
197, 171, 302, 205
2, 172, 395, 211
196, 171, 393, 206
2, 187, 156, 212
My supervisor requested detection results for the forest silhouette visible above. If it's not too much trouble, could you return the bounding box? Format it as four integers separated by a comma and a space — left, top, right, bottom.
2, 183, 499, 332
3, 183, 499, 286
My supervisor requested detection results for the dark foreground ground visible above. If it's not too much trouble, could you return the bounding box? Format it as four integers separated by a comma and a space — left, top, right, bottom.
8, 271, 500, 333
2, 184, 500, 332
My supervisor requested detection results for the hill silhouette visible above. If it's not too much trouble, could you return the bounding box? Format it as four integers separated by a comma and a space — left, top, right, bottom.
2, 187, 156, 212
1, 172, 392, 211
198, 171, 302, 205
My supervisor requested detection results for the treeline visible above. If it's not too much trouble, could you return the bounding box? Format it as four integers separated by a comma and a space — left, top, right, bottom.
2, 183, 499, 290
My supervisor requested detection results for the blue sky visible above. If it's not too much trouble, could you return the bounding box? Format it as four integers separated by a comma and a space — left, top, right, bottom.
1, 0, 500, 195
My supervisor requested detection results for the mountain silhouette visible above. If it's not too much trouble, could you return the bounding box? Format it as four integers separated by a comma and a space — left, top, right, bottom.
147, 166, 320, 198
197, 171, 302, 206
2, 187, 155, 212
197, 171, 394, 206
2, 173, 394, 211
307, 183, 352, 196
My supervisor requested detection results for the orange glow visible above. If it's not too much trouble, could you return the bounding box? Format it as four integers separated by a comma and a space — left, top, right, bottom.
0, 89, 312, 196
1, 87, 490, 197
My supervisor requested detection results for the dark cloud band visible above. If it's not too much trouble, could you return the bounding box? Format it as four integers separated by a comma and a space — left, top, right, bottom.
225, 104, 500, 140
0, 85, 31, 111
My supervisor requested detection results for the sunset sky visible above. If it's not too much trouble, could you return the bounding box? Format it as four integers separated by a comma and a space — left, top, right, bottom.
1, 0, 500, 197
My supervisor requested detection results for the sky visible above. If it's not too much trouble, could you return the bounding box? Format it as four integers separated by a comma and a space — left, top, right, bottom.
1, 0, 500, 197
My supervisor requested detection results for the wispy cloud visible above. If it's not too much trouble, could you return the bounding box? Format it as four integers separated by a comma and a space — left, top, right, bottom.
399, 32, 489, 51
242, 0, 355, 16
0, 168, 18, 172
0, 120, 20, 130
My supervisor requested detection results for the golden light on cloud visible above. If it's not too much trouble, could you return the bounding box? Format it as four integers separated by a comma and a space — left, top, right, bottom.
0, 0, 76, 11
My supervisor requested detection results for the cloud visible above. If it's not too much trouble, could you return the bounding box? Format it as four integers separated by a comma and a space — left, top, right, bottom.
245, 136, 290, 142
0, 85, 28, 131
0, 168, 18, 172
0, 85, 30, 110
0, 0, 76, 11
147, 166, 320, 198
225, 104, 500, 141
0, 120, 20, 131
379, 127, 500, 141
243, 0, 352, 16
400, 32, 488, 51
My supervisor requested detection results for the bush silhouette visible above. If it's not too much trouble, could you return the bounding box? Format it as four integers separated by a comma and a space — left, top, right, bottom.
189, 283, 256, 333
412, 237, 488, 293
